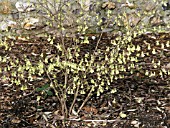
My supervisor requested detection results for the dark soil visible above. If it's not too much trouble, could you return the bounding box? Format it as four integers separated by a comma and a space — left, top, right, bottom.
0, 33, 170, 128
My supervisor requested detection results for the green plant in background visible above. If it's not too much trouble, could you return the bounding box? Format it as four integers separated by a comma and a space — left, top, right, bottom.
36, 84, 53, 97
0, 0, 169, 126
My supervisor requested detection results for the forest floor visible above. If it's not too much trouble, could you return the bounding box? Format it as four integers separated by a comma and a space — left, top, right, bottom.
0, 33, 170, 128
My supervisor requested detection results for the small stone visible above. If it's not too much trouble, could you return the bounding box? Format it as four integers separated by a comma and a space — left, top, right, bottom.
102, 2, 116, 10
121, 1, 136, 9
15, 1, 35, 12
22, 17, 39, 30
150, 15, 163, 26
0, 20, 16, 31
8, 20, 17, 28
0, 21, 8, 31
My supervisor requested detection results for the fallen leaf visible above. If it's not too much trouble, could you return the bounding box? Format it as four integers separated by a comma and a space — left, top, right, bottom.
11, 118, 21, 123
82, 106, 98, 114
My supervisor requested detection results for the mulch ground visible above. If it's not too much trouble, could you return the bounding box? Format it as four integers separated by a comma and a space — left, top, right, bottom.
0, 33, 170, 128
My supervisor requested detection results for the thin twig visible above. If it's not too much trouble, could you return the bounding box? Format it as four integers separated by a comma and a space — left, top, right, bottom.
69, 83, 80, 116
55, 117, 122, 123
63, 68, 68, 117
77, 86, 94, 114
61, 34, 69, 118
93, 32, 104, 55
42, 61, 62, 105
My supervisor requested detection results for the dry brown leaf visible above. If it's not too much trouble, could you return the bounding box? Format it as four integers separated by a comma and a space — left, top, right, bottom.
82, 106, 98, 114
11, 118, 21, 124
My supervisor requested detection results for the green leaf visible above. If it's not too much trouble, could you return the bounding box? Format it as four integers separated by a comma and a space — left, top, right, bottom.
46, 90, 53, 96
37, 105, 43, 109
36, 87, 44, 92
36, 84, 50, 92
